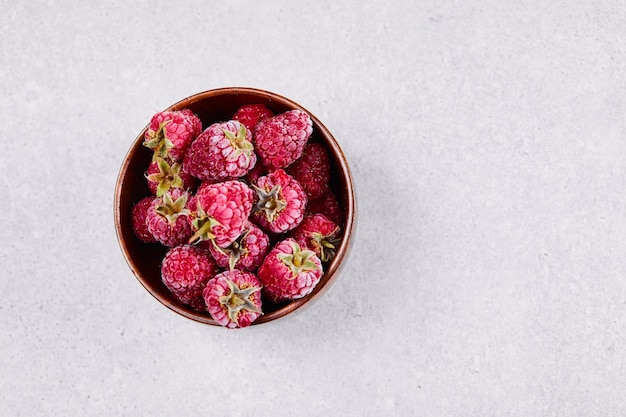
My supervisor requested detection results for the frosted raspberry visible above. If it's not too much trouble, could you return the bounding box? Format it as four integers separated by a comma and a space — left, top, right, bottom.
180, 108, 203, 135
146, 189, 192, 247
257, 239, 323, 302
184, 120, 257, 182
131, 196, 158, 243
203, 270, 263, 328
146, 157, 196, 197
251, 169, 307, 234
189, 180, 254, 248
206, 221, 270, 271
293, 214, 340, 262
161, 245, 218, 311
254, 110, 313, 169
144, 109, 202, 161
286, 142, 331, 200
232, 104, 274, 131
307, 189, 343, 225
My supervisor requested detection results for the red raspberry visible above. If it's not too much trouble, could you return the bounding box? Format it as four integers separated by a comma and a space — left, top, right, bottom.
161, 245, 218, 311
257, 239, 323, 302
189, 180, 254, 248
180, 108, 203, 134
184, 120, 257, 182
232, 104, 274, 131
146, 157, 195, 197
206, 221, 270, 271
146, 189, 192, 247
286, 142, 331, 200
144, 109, 202, 162
203, 270, 263, 328
131, 196, 158, 243
254, 110, 313, 169
251, 169, 307, 234
307, 189, 344, 225
244, 161, 269, 186
293, 214, 340, 262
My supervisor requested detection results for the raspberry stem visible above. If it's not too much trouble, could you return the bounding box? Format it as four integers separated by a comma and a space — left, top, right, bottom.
252, 184, 286, 222
223, 122, 254, 162
143, 120, 174, 161
219, 279, 262, 323
154, 192, 190, 225
146, 157, 185, 197
277, 241, 321, 279
189, 200, 222, 244
310, 232, 340, 262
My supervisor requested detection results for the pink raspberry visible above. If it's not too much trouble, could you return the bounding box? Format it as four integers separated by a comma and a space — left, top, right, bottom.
254, 110, 313, 169
307, 189, 344, 225
146, 189, 192, 247
184, 120, 257, 182
205, 221, 270, 271
180, 108, 203, 134
257, 239, 323, 302
232, 104, 274, 131
293, 214, 340, 262
146, 157, 196, 197
144, 109, 202, 161
131, 196, 158, 243
203, 270, 263, 328
286, 142, 331, 200
189, 180, 254, 248
161, 245, 219, 311
251, 169, 307, 234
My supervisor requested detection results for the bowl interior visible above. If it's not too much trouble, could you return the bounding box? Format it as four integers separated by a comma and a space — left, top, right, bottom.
115, 87, 355, 325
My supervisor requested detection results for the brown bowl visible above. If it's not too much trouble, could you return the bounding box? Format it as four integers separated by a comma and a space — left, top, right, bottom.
114, 87, 356, 326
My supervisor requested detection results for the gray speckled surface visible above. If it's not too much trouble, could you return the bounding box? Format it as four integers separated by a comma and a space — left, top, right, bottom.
2, 1, 626, 415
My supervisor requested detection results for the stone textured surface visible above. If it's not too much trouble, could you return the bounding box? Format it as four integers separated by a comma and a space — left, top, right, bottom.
2, 1, 626, 415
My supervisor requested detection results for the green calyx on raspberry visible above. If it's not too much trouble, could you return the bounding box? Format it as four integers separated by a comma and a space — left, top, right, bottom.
155, 192, 190, 225
144, 120, 174, 161
223, 229, 251, 271
146, 157, 184, 197
219, 279, 262, 323
277, 241, 321, 279
223, 123, 253, 162
310, 232, 340, 262
188, 201, 222, 245
252, 184, 286, 222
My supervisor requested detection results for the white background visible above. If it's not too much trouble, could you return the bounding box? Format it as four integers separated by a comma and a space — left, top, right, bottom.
2, 1, 626, 415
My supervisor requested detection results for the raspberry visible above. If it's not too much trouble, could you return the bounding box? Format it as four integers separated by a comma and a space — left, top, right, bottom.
206, 221, 270, 271
146, 157, 196, 197
286, 142, 331, 200
244, 161, 269, 186
257, 239, 323, 302
143, 110, 202, 162
180, 108, 203, 135
293, 214, 340, 262
251, 169, 307, 234
131, 196, 158, 243
146, 189, 192, 247
232, 104, 274, 131
189, 180, 254, 248
203, 270, 263, 328
161, 245, 219, 311
184, 120, 257, 182
307, 189, 343, 225
254, 110, 313, 169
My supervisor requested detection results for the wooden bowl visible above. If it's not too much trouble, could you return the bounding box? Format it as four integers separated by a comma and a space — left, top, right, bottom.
114, 87, 356, 326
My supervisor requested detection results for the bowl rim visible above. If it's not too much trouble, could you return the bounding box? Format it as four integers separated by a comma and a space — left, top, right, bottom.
114, 87, 356, 326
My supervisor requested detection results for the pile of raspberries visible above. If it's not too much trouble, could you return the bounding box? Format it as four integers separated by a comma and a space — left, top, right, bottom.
130, 104, 343, 328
